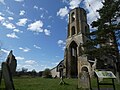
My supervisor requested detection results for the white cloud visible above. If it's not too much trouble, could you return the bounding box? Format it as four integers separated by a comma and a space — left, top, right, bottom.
0, 12, 4, 16
16, 18, 27, 26
0, 0, 5, 4
1, 49, 9, 55
52, 61, 60, 65
8, 17, 14, 20
69, 0, 82, 9
34, 5, 38, 10
48, 16, 52, 19
19, 10, 25, 16
27, 20, 44, 33
15, 0, 24, 2
19, 47, 30, 52
57, 40, 66, 50
62, 0, 69, 3
40, 14, 44, 19
40, 8, 43, 10
57, 6, 69, 19
16, 56, 24, 60
6, 7, 14, 15
0, 15, 5, 21
44, 29, 51, 36
25, 60, 36, 65
2, 22, 15, 29
13, 29, 23, 33
6, 32, 19, 39
57, 40, 66, 46
47, 25, 51, 28
83, 0, 103, 24
34, 45, 41, 49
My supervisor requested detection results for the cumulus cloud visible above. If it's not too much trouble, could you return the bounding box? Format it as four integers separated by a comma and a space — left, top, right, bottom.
44, 29, 51, 36
8, 17, 14, 20
57, 0, 81, 18
19, 10, 25, 16
0, 15, 5, 22
6, 7, 14, 15
0, 0, 5, 4
13, 29, 23, 33
57, 40, 66, 50
83, 0, 103, 24
57, 6, 69, 19
1, 49, 9, 55
2, 22, 15, 29
0, 12, 4, 16
69, 0, 82, 9
34, 45, 41, 49
16, 18, 27, 26
16, 56, 24, 60
27, 20, 43, 33
34, 5, 38, 10
15, 0, 24, 2
19, 47, 30, 52
58, 40, 66, 46
25, 60, 36, 65
6, 32, 19, 39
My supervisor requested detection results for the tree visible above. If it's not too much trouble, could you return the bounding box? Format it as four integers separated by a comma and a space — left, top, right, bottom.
83, 0, 120, 72
42, 68, 51, 78
31, 69, 37, 77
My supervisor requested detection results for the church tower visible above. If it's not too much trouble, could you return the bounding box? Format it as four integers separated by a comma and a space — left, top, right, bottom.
64, 7, 90, 78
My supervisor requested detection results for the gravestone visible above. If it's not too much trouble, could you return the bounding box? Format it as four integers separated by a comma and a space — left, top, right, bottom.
2, 62, 15, 90
78, 71, 91, 89
6, 50, 17, 76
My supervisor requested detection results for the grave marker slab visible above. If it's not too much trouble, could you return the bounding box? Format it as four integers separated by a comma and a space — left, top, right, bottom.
2, 62, 15, 90
78, 71, 91, 89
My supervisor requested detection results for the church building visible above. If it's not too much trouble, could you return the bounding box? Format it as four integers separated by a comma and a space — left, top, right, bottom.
63, 7, 92, 78
50, 7, 116, 78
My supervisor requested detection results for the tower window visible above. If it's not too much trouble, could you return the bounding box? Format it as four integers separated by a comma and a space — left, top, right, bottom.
71, 12, 75, 22
71, 26, 75, 35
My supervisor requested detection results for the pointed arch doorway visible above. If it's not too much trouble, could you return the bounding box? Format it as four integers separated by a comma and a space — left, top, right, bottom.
68, 41, 78, 78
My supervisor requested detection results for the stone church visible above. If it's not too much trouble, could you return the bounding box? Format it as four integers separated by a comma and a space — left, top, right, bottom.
63, 7, 91, 78
51, 7, 116, 78
50, 7, 94, 78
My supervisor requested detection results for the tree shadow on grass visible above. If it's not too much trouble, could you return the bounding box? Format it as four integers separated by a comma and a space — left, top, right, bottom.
0, 88, 5, 90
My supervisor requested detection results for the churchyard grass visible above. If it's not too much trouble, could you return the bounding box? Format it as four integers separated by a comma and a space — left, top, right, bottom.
0, 76, 120, 90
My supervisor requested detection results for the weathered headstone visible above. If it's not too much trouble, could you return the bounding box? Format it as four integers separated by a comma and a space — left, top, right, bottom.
6, 50, 17, 76
78, 71, 90, 89
2, 62, 15, 90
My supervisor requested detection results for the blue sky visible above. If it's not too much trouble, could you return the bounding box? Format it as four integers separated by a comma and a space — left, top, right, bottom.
0, 0, 103, 71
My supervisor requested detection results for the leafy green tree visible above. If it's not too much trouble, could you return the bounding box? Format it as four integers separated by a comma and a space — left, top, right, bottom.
31, 69, 37, 77
42, 68, 51, 78
83, 0, 120, 71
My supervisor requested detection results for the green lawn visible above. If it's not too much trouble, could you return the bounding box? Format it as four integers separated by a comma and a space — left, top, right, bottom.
0, 77, 120, 90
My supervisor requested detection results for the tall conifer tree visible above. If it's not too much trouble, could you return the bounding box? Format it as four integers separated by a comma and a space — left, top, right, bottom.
84, 0, 120, 72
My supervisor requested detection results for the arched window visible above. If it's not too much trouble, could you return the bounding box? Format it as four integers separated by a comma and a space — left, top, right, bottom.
71, 26, 75, 35
71, 12, 75, 22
